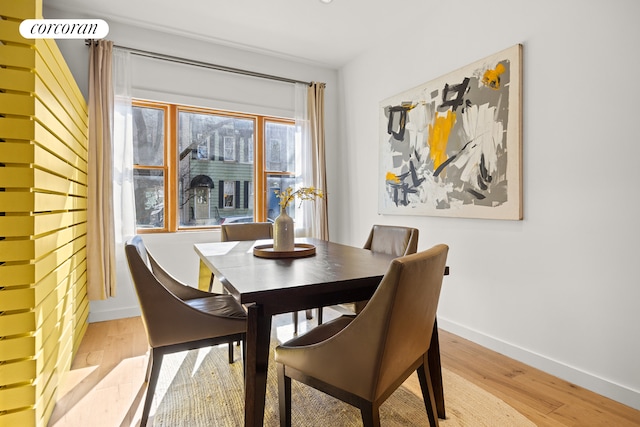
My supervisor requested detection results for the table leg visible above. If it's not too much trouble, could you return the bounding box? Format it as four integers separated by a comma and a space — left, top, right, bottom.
244, 304, 273, 427
428, 318, 446, 419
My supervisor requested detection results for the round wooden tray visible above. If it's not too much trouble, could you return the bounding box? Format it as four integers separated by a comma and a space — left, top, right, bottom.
253, 243, 316, 259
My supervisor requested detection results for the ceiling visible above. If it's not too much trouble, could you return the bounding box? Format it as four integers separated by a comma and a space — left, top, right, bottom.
44, 0, 431, 68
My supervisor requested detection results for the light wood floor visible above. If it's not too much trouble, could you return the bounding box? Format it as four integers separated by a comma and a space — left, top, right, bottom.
48, 313, 640, 427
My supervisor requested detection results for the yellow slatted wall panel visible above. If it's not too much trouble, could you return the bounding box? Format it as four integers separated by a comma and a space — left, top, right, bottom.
0, 1, 89, 426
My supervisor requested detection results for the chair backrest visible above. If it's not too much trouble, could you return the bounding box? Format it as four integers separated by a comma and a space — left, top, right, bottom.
363, 224, 419, 257
146, 243, 218, 301
125, 236, 184, 346
126, 236, 246, 350
221, 222, 273, 242
327, 244, 448, 400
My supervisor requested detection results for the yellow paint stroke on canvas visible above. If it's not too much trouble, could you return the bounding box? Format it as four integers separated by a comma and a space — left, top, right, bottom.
385, 172, 400, 184
428, 110, 455, 170
482, 63, 505, 89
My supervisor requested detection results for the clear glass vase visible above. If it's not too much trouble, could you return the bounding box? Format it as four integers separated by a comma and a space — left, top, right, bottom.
273, 207, 294, 251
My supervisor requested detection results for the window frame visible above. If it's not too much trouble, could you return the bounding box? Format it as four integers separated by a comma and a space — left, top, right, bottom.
131, 100, 172, 232
132, 99, 295, 233
261, 117, 298, 219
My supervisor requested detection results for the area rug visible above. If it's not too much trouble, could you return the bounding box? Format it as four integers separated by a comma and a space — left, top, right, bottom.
148, 341, 535, 426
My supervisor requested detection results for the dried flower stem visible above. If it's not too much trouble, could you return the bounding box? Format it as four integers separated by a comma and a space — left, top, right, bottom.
275, 186, 324, 209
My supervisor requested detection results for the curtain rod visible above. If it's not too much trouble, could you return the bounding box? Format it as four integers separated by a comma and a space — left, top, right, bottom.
86, 40, 314, 86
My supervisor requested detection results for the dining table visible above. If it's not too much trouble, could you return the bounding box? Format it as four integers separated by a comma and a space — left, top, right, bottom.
194, 237, 447, 427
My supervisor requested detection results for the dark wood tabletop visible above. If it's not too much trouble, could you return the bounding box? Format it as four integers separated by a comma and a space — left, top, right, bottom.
194, 237, 446, 426
196, 238, 396, 310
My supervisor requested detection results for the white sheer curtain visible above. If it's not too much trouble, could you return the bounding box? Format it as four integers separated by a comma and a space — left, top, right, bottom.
112, 47, 135, 244
294, 82, 310, 236
87, 43, 134, 300
295, 82, 329, 240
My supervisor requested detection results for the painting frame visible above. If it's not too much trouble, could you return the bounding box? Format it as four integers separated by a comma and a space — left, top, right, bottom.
378, 44, 523, 220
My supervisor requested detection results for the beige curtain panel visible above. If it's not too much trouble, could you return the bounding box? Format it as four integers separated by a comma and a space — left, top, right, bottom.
308, 82, 329, 241
87, 40, 117, 300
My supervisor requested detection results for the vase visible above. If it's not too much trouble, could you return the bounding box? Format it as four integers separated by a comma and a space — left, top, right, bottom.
273, 207, 295, 251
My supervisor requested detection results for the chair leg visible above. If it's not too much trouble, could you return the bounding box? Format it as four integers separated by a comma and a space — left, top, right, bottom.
277, 364, 292, 427
241, 335, 246, 378
317, 307, 323, 325
292, 311, 298, 335
360, 401, 381, 427
144, 349, 153, 382
305, 309, 313, 320
141, 348, 164, 427
417, 358, 440, 426
208, 273, 215, 292
228, 339, 234, 363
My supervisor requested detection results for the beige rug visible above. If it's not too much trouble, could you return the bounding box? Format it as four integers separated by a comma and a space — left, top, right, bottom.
147, 340, 535, 426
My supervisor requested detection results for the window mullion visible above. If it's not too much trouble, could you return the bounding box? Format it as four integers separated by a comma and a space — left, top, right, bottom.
167, 104, 177, 232
255, 116, 266, 222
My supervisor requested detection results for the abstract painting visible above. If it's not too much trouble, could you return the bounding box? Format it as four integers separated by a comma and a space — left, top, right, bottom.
379, 44, 522, 220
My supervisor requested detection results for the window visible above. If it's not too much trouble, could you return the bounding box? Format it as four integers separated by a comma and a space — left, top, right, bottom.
132, 100, 299, 232
264, 120, 298, 221
223, 181, 236, 208
223, 136, 236, 162
132, 101, 168, 229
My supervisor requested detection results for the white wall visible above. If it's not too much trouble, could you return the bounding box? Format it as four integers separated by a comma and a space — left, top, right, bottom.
46, 0, 640, 411
335, 0, 640, 411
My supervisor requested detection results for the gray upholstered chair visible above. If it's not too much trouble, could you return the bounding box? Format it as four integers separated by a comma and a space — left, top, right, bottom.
125, 236, 247, 427
275, 244, 449, 427
318, 224, 419, 322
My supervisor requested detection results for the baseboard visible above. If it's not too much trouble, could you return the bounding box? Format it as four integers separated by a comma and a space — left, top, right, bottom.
437, 317, 640, 411
88, 305, 141, 323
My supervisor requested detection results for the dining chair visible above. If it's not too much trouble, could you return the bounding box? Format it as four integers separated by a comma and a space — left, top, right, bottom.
274, 244, 449, 427
363, 224, 419, 257
317, 224, 419, 322
220, 222, 313, 335
357, 224, 419, 311
221, 221, 273, 242
125, 236, 247, 427
205, 222, 274, 291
